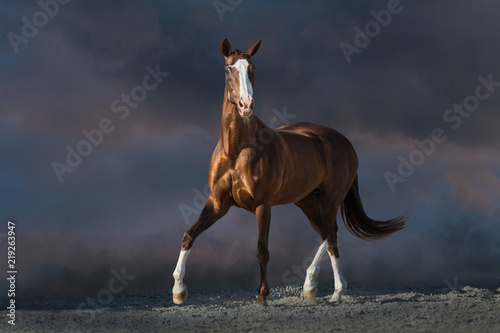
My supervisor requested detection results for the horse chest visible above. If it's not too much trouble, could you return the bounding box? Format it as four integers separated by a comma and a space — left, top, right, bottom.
230, 168, 261, 209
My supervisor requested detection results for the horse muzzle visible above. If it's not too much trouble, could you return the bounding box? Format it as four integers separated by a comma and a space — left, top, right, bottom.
238, 97, 254, 117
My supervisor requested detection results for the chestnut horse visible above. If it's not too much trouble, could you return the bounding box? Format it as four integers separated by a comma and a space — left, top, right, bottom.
172, 38, 406, 305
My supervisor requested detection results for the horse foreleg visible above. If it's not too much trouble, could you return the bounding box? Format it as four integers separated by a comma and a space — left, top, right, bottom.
172, 197, 229, 305
172, 248, 190, 304
255, 204, 271, 305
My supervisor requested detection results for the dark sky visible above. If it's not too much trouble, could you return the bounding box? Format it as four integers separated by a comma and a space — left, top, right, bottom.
1, 0, 499, 299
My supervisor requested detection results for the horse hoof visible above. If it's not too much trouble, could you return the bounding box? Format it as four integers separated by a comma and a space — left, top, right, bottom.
330, 292, 342, 302
255, 298, 267, 306
303, 287, 318, 300
173, 288, 188, 305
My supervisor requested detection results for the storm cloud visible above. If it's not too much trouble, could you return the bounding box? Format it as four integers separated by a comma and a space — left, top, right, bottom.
1, 0, 499, 300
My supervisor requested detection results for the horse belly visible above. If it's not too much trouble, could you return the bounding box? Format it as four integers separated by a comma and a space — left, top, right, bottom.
272, 151, 325, 205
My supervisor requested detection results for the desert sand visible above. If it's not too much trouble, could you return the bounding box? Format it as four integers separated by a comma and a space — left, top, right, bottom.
2, 284, 499, 332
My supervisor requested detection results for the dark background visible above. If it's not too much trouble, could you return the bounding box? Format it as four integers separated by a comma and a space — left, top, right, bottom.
1, 0, 499, 299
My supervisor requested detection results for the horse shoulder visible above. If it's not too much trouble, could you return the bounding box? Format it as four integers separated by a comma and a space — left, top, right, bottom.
208, 142, 234, 198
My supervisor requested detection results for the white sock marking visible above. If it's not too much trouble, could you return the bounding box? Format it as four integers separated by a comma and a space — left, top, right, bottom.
329, 251, 347, 301
172, 249, 190, 294
303, 240, 328, 292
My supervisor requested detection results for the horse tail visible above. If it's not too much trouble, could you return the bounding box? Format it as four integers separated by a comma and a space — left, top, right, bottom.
340, 175, 406, 241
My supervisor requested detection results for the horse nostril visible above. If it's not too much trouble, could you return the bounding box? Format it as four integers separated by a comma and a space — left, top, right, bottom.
238, 99, 244, 108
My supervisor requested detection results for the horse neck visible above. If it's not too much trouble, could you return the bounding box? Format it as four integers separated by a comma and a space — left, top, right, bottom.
220, 88, 260, 157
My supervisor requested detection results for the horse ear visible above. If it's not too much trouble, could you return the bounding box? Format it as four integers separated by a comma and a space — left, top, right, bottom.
221, 38, 232, 58
243, 39, 261, 57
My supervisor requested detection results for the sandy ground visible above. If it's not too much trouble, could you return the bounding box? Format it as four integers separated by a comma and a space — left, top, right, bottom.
2, 284, 499, 332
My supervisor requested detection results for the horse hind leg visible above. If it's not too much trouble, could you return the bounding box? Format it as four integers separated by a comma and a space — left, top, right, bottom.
303, 238, 328, 299
312, 188, 348, 302
295, 193, 327, 300
296, 192, 348, 301
325, 214, 347, 302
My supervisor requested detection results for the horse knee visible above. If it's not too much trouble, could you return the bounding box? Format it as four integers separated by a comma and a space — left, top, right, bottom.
256, 246, 269, 265
181, 232, 194, 250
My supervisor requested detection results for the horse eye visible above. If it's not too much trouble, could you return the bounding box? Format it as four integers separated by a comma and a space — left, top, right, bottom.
224, 67, 230, 74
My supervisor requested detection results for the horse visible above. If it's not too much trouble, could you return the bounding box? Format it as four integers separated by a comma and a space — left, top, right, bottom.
172, 38, 406, 305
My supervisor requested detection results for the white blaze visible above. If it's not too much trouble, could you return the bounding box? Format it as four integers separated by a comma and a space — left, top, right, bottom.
232, 59, 253, 101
